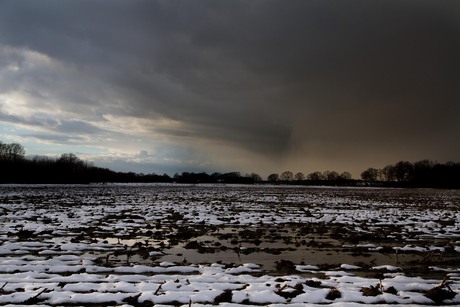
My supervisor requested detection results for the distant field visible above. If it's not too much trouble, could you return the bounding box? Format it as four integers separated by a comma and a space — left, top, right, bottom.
1, 184, 459, 305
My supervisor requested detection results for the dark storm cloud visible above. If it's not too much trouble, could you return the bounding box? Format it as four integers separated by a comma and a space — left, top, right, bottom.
1, 0, 459, 173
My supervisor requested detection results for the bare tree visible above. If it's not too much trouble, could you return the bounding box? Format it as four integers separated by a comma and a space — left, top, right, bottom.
57, 153, 84, 166
380, 165, 396, 181
280, 171, 294, 181
339, 171, 352, 180
307, 171, 324, 181
294, 172, 305, 181
0, 142, 25, 161
361, 168, 379, 182
394, 161, 413, 182
324, 170, 339, 181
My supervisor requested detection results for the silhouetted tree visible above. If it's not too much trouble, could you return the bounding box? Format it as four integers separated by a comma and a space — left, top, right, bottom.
0, 142, 25, 161
248, 173, 262, 182
280, 171, 294, 181
294, 172, 305, 181
57, 153, 84, 167
307, 171, 324, 181
361, 168, 379, 182
219, 172, 242, 183
176, 172, 211, 183
324, 170, 339, 181
2, 140, 459, 187
211, 172, 222, 181
338, 171, 352, 180
32, 155, 55, 164
267, 173, 279, 182
394, 161, 413, 182
380, 165, 395, 181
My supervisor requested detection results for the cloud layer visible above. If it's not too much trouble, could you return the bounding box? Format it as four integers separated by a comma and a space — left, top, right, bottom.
1, 1, 459, 177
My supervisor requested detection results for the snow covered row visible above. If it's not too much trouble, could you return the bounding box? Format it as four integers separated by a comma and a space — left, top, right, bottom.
0, 257, 458, 305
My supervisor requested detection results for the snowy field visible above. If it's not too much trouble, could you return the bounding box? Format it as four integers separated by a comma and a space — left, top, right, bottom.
0, 184, 459, 306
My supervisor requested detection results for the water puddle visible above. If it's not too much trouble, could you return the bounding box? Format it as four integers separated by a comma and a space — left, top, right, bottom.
86, 225, 460, 278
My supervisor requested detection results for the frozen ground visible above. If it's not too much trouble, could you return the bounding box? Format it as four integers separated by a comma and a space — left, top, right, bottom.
0, 184, 459, 305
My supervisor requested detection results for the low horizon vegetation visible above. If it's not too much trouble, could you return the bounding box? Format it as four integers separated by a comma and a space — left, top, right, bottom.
1, 141, 459, 188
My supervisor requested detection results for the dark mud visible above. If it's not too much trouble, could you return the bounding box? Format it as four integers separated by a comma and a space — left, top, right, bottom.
1, 184, 460, 279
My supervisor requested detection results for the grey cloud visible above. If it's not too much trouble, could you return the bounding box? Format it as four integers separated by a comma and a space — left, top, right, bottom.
0, 110, 55, 128
0, 110, 105, 136
0, 0, 459, 174
56, 120, 105, 135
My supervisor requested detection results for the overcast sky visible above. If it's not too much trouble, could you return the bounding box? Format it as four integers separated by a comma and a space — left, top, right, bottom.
0, 0, 459, 178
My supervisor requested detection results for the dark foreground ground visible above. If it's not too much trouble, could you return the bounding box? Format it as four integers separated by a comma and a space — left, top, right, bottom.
0, 184, 459, 305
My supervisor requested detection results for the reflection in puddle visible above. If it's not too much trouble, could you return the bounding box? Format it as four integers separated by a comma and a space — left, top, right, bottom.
88, 226, 456, 278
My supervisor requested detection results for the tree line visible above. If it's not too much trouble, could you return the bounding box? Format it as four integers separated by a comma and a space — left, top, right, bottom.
360, 160, 460, 188
1, 141, 459, 188
0, 141, 168, 184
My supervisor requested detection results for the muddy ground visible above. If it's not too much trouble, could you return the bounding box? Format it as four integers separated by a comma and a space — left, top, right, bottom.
1, 184, 459, 305
2, 184, 459, 276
